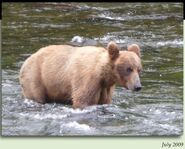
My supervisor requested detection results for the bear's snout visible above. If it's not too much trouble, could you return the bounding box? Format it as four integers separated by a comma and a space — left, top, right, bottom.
134, 85, 142, 91
133, 76, 142, 91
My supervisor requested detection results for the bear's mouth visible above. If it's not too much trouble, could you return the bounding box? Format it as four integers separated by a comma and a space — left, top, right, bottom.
124, 86, 142, 92
124, 85, 136, 91
124, 86, 129, 90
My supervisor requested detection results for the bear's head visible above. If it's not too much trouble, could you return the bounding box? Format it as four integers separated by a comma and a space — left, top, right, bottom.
107, 41, 142, 91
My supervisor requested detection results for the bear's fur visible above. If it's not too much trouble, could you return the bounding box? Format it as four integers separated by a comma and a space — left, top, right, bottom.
19, 41, 142, 108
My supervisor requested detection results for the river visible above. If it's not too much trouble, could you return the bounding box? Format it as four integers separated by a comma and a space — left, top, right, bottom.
2, 3, 183, 136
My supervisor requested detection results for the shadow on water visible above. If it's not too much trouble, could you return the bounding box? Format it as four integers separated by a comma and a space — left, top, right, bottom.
1, 3, 183, 136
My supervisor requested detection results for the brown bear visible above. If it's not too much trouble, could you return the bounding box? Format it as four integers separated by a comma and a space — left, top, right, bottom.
19, 41, 142, 108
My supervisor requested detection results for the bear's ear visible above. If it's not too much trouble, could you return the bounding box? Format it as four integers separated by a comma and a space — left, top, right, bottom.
107, 41, 119, 60
128, 44, 141, 57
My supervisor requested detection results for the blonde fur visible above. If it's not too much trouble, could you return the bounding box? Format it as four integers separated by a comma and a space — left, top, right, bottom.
19, 42, 142, 108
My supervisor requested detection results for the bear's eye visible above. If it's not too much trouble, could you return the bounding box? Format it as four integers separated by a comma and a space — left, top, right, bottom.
126, 67, 133, 73
138, 69, 141, 73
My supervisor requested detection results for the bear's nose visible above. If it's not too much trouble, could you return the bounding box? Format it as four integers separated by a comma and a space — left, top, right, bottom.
134, 86, 142, 91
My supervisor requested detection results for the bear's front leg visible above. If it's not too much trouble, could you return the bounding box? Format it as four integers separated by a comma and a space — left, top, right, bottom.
71, 79, 101, 109
72, 89, 101, 109
98, 85, 115, 105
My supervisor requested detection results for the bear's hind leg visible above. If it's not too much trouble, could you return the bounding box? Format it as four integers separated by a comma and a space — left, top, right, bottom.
21, 79, 46, 104
30, 83, 46, 104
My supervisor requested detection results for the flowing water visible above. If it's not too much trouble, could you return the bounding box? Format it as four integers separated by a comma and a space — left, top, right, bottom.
1, 3, 183, 136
